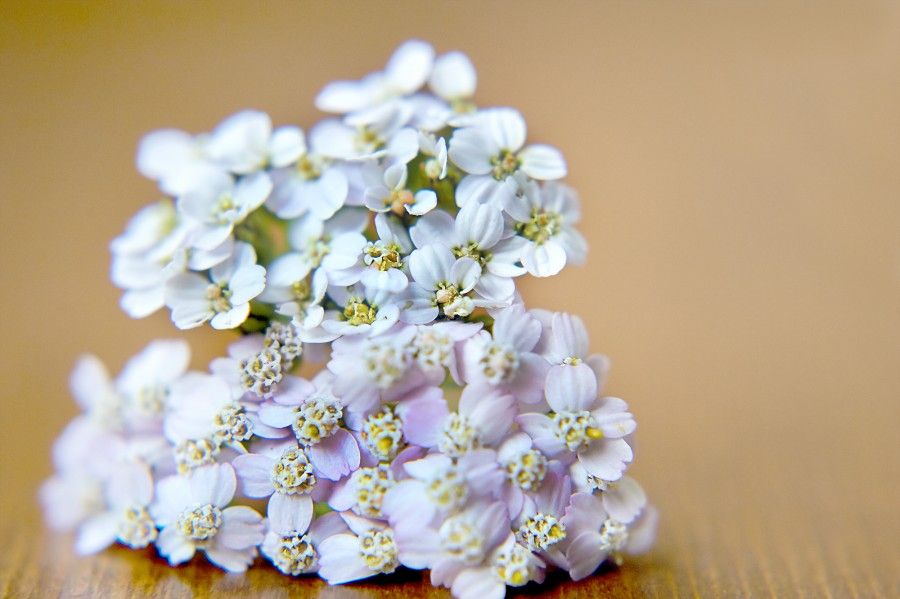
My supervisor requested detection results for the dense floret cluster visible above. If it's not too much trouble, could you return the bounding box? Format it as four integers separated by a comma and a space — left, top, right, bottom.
42, 40, 656, 598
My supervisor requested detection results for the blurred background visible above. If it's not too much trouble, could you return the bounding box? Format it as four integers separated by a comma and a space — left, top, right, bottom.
1, 1, 898, 595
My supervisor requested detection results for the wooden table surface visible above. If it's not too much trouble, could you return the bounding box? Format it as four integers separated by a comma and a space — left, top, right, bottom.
2, 423, 898, 598
2, 2, 899, 597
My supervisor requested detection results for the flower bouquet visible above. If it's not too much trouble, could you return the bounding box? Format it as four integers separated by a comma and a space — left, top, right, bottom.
41, 40, 657, 598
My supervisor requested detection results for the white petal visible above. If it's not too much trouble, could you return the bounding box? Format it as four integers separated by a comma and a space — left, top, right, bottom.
385, 39, 435, 94
267, 493, 313, 535
75, 512, 119, 555
603, 477, 647, 524
521, 240, 567, 277
206, 110, 272, 174
217, 505, 264, 550
519, 144, 567, 180
452, 257, 481, 292
269, 126, 306, 168
448, 128, 494, 175
486, 108, 526, 151
407, 189, 437, 215
545, 363, 597, 412
429, 51, 476, 100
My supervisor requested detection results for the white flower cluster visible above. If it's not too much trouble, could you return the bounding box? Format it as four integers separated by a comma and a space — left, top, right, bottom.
44, 40, 656, 597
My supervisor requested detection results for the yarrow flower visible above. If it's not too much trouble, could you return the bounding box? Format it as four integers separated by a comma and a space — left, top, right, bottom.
44, 39, 656, 599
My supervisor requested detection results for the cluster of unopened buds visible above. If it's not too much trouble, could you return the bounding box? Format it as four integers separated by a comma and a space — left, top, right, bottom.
42, 40, 656, 597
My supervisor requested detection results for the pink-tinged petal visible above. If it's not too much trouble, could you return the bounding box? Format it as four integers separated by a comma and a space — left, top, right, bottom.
399, 398, 449, 447
451, 566, 506, 599
217, 506, 264, 550
586, 354, 611, 392
562, 493, 607, 537
339, 511, 385, 536
309, 475, 333, 500
273, 376, 316, 405
625, 505, 659, 555
497, 432, 533, 463
493, 304, 541, 351
430, 558, 464, 588
258, 404, 296, 429
592, 397, 636, 438
404, 454, 452, 479
549, 312, 589, 360
578, 439, 633, 482
383, 480, 434, 529
460, 450, 504, 496
545, 363, 597, 412
603, 476, 647, 524
308, 511, 351, 545
477, 502, 512, 552
266, 493, 313, 535
566, 531, 606, 581
535, 469, 572, 517
204, 545, 256, 573
389, 445, 427, 479
69, 354, 114, 412
106, 461, 154, 508
501, 483, 525, 521
395, 523, 442, 569
309, 429, 360, 481
517, 413, 565, 456
156, 526, 196, 566
232, 454, 275, 498
508, 353, 551, 405
75, 512, 119, 555
318, 533, 373, 584
462, 388, 515, 445
189, 463, 236, 508
150, 475, 191, 526
246, 413, 289, 439
327, 477, 356, 512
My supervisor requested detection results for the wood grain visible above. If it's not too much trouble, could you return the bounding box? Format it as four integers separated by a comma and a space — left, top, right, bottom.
2, 1, 899, 597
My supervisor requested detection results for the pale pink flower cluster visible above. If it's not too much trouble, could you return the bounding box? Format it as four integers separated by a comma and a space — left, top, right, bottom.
43, 40, 656, 596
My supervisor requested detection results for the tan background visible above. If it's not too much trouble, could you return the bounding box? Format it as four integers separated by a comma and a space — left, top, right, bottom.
1, 1, 899, 596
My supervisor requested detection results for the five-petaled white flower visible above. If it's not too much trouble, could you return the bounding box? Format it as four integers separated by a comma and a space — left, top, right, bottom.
165, 242, 266, 330
449, 107, 567, 207
151, 463, 264, 572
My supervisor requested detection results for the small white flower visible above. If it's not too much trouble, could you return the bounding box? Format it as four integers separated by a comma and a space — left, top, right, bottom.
316, 39, 435, 114
164, 372, 254, 451
364, 162, 437, 217
136, 110, 285, 195
503, 177, 587, 277
116, 339, 190, 429
283, 208, 369, 285
307, 283, 401, 341
202, 110, 289, 175
75, 461, 157, 555
136, 129, 222, 196
151, 463, 264, 572
164, 242, 266, 330
110, 199, 195, 319
404, 244, 486, 323
257, 256, 328, 330
411, 202, 525, 303
313, 103, 417, 163
178, 172, 272, 251
449, 107, 566, 207
356, 213, 414, 293
265, 126, 349, 220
